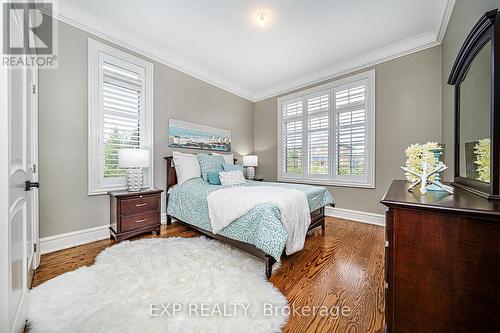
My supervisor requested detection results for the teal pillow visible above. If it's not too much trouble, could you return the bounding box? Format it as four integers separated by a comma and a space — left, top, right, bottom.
197, 154, 225, 181
207, 172, 221, 185
222, 163, 243, 172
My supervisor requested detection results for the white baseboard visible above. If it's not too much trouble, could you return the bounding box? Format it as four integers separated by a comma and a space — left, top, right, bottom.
325, 206, 385, 226
40, 214, 169, 255
39, 209, 382, 255
40, 225, 110, 254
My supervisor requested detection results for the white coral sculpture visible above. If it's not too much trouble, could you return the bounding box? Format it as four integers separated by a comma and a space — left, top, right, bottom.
404, 142, 440, 183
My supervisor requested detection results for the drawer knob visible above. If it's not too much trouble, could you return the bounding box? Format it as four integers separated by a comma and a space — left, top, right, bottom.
385, 241, 389, 248
136, 203, 147, 207
384, 281, 389, 289
136, 218, 147, 223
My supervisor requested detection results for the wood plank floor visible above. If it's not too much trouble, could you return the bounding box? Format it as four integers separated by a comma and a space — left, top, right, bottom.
32, 217, 385, 332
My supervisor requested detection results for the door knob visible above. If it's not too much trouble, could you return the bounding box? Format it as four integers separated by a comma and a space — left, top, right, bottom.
25, 181, 40, 191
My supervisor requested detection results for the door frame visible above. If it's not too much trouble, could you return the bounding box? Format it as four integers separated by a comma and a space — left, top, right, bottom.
0, 55, 13, 333
27, 0, 40, 273
27, 64, 40, 278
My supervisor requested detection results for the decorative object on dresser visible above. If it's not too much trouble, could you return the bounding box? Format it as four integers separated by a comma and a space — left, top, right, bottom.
426, 146, 446, 191
448, 9, 500, 199
118, 148, 150, 192
403, 142, 453, 194
401, 162, 453, 194
381, 180, 500, 333
243, 155, 258, 180
109, 188, 163, 242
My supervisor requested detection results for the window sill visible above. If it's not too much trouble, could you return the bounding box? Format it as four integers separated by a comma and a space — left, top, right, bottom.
277, 177, 375, 189
88, 185, 128, 196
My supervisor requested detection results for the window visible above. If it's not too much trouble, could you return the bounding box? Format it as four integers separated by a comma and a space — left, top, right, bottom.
277, 70, 375, 188
88, 39, 153, 195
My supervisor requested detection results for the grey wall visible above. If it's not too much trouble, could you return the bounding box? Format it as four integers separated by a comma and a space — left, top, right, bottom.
254, 46, 443, 215
41, 1, 500, 237
39, 21, 254, 238
441, 0, 500, 180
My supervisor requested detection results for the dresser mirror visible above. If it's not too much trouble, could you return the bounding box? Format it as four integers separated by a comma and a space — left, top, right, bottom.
459, 41, 491, 182
448, 9, 500, 199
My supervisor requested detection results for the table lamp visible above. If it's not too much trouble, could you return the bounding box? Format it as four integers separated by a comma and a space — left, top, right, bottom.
118, 148, 149, 191
243, 155, 258, 180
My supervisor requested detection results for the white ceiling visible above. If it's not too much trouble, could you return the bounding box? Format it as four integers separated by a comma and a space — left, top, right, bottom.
57, 0, 455, 101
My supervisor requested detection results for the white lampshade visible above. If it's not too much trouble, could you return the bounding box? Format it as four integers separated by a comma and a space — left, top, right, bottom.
118, 149, 150, 168
243, 155, 258, 167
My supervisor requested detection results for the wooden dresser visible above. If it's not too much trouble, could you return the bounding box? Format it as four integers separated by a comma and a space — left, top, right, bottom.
109, 188, 163, 242
381, 180, 500, 333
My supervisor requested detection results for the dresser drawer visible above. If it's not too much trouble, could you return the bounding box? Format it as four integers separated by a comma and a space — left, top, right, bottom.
120, 194, 158, 215
120, 211, 159, 232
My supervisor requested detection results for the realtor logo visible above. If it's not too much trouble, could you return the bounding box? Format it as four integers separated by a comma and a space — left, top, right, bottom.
2, 1, 58, 68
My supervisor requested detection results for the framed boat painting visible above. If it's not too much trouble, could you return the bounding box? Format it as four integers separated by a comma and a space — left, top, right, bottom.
168, 119, 231, 152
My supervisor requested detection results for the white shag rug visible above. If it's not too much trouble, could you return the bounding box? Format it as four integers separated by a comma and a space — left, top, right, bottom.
28, 237, 288, 333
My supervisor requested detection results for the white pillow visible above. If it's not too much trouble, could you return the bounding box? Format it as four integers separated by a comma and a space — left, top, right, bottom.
213, 152, 234, 165
172, 151, 201, 185
219, 170, 246, 186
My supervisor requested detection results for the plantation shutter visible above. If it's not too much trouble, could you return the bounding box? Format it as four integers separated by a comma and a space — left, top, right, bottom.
281, 100, 303, 176
333, 80, 367, 178
100, 55, 145, 180
306, 92, 330, 177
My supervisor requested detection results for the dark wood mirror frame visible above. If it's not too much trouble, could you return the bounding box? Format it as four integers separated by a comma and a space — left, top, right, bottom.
448, 9, 500, 200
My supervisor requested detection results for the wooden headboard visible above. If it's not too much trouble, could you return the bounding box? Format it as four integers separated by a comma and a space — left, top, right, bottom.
164, 156, 177, 190
164, 156, 237, 190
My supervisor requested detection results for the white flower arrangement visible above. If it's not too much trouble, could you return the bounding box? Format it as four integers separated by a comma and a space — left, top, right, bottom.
474, 138, 490, 183
404, 142, 441, 183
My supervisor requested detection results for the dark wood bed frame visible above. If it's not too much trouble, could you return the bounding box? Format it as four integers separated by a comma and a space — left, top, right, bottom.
163, 156, 332, 278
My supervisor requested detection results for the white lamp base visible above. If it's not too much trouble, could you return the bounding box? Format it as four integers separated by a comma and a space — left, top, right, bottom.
245, 166, 255, 180
126, 168, 144, 192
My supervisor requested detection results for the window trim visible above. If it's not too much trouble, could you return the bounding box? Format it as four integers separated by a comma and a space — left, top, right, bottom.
277, 69, 375, 188
88, 39, 154, 195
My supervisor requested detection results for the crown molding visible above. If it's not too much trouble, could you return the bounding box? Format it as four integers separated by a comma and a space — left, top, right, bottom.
253, 0, 455, 101
253, 31, 440, 101
433, 0, 456, 42
51, 0, 455, 103
51, 0, 255, 101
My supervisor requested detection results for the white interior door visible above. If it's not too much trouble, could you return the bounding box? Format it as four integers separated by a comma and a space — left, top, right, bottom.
8, 59, 30, 333
0, 7, 39, 333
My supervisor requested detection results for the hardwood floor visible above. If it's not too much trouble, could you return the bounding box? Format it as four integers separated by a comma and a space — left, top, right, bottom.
32, 217, 385, 333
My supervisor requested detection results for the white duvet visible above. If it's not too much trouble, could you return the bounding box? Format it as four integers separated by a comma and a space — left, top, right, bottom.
207, 186, 311, 255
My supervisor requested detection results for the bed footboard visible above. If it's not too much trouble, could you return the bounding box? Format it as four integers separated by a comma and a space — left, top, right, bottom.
165, 193, 329, 279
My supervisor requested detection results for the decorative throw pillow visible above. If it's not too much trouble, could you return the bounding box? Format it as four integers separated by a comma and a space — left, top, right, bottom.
222, 163, 243, 172
213, 152, 234, 165
207, 172, 221, 185
219, 170, 246, 186
197, 154, 225, 181
172, 151, 201, 185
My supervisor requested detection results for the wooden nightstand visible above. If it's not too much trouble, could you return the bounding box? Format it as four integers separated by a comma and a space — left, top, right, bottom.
109, 188, 163, 242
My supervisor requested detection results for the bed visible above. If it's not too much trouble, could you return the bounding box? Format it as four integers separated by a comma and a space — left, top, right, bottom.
164, 156, 335, 278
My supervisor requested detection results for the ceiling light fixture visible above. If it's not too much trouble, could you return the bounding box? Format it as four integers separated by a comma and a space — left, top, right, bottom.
255, 11, 269, 28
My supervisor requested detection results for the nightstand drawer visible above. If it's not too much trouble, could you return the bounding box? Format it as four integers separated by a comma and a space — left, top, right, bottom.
120, 195, 158, 215
120, 211, 159, 232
